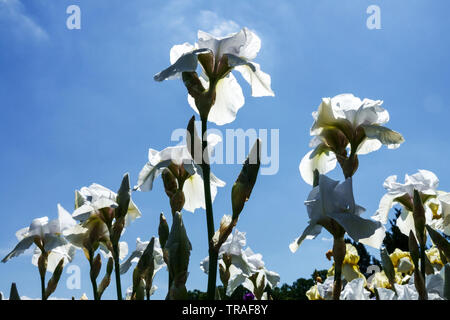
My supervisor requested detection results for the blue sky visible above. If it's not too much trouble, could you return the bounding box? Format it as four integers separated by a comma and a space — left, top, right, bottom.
1, 0, 450, 300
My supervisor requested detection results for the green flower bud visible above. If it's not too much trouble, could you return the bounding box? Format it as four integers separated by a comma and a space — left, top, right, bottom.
219, 262, 230, 288
232, 139, 261, 220
45, 258, 64, 300
186, 116, 203, 164
170, 189, 185, 214
182, 72, 216, 121
38, 252, 48, 281
158, 213, 169, 249
98, 258, 113, 299
413, 189, 426, 246
162, 168, 178, 198
116, 173, 131, 220
164, 212, 192, 288
90, 254, 102, 281
9, 283, 20, 300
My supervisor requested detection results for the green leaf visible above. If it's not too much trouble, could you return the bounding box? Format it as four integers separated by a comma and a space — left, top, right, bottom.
413, 190, 426, 245
426, 225, 450, 261
408, 231, 419, 267
380, 248, 395, 285
444, 264, 450, 300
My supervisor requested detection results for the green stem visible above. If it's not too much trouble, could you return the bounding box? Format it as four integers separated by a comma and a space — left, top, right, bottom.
40, 272, 46, 301
112, 242, 123, 300
165, 274, 172, 300
201, 117, 217, 300
332, 236, 345, 300
88, 250, 99, 300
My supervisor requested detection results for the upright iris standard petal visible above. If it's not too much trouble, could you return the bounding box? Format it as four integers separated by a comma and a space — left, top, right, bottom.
155, 27, 273, 125
197, 27, 261, 62
372, 169, 450, 237
301, 94, 404, 185
73, 183, 141, 225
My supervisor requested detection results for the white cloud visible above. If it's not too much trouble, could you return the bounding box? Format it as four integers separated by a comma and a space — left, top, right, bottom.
0, 0, 49, 41
197, 10, 240, 37
141, 3, 241, 43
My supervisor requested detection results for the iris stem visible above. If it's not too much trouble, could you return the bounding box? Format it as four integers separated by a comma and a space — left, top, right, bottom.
112, 242, 123, 300
332, 236, 345, 300
201, 117, 217, 300
88, 250, 99, 300
40, 272, 46, 301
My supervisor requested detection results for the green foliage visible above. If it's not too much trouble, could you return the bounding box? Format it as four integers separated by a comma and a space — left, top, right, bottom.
271, 270, 327, 300
187, 285, 249, 300
383, 208, 410, 254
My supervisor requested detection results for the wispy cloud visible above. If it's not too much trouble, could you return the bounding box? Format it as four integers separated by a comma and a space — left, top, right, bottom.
197, 10, 240, 37
140, 2, 240, 43
0, 0, 48, 41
